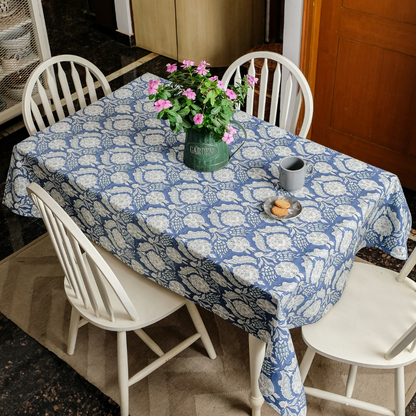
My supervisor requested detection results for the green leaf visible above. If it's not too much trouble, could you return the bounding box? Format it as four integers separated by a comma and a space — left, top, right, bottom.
167, 113, 177, 124
178, 107, 190, 116
211, 106, 221, 115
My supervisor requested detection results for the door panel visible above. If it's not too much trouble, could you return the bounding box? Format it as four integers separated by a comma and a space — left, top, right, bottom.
343, 0, 416, 25
340, 9, 416, 56
331, 39, 416, 155
312, 0, 416, 190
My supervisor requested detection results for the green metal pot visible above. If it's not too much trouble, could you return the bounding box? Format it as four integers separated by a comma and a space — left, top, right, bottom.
183, 121, 247, 172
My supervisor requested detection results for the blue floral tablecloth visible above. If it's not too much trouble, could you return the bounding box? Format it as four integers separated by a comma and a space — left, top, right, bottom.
3, 73, 411, 416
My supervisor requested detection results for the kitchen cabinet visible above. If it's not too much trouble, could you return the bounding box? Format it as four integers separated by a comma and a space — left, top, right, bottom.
131, 0, 265, 67
0, 0, 51, 124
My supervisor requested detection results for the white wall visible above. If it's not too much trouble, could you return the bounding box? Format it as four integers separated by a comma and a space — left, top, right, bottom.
282, 0, 304, 133
114, 0, 133, 36
282, 0, 304, 66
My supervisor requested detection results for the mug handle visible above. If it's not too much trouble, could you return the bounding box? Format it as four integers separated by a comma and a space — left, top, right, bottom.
305, 161, 314, 175
228, 120, 247, 161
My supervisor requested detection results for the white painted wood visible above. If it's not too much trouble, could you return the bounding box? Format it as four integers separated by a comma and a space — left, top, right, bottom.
299, 346, 315, 383
269, 64, 281, 125
46, 65, 65, 120
222, 51, 313, 138
258, 59, 269, 120
248, 334, 266, 416
282, 0, 304, 130
134, 328, 164, 357
345, 365, 357, 398
0, 0, 51, 125
245, 61, 255, 115
35, 76, 54, 126
71, 61, 87, 109
300, 252, 416, 416
395, 367, 405, 416
128, 333, 201, 385
29, 94, 45, 132
397, 247, 416, 282
280, 73, 293, 131
26, 183, 216, 416
114, 0, 133, 36
22, 55, 111, 135
117, 331, 129, 416
303, 386, 395, 416
56, 62, 75, 115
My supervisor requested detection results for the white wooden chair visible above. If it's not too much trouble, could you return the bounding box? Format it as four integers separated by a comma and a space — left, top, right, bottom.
26, 183, 216, 416
22, 55, 111, 135
299, 250, 416, 416
222, 51, 313, 138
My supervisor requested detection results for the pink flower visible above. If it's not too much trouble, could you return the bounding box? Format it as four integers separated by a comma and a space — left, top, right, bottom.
222, 125, 237, 144
181, 60, 194, 68
196, 66, 209, 75
226, 89, 237, 100
193, 113, 204, 125
154, 99, 172, 113
217, 80, 225, 90
209, 76, 218, 81
182, 88, 196, 100
247, 75, 258, 87
196, 60, 210, 75
166, 63, 177, 73
222, 132, 234, 144
147, 79, 160, 95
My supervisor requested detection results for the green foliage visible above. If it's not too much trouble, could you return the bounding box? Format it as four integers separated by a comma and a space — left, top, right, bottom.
150, 63, 254, 142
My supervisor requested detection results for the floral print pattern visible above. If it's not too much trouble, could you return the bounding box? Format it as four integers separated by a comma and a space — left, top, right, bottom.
3, 74, 411, 416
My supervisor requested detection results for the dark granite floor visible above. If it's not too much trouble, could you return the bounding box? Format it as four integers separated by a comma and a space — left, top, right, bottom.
0, 0, 416, 414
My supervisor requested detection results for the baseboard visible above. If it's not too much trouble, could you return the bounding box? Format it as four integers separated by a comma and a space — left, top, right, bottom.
114, 31, 136, 47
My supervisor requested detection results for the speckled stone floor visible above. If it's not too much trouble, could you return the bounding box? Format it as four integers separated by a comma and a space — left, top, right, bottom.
0, 0, 416, 415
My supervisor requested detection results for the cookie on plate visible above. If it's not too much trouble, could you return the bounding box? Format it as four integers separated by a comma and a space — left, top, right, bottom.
275, 199, 290, 209
271, 206, 288, 217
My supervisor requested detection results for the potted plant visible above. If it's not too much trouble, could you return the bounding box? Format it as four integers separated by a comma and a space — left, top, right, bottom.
148, 60, 257, 172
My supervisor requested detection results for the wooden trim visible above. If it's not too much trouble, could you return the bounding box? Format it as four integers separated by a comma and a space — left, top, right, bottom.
300, 0, 322, 97
298, 0, 322, 138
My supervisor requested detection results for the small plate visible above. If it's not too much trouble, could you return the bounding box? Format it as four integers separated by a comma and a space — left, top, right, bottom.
263, 196, 302, 220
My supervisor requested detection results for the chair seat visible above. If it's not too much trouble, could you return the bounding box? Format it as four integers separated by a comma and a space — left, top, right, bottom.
65, 243, 187, 332
27, 182, 216, 416
302, 262, 416, 369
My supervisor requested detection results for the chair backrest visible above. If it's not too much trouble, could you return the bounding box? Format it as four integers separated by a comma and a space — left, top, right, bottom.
222, 51, 314, 138
22, 54, 112, 135
26, 183, 138, 323
385, 248, 416, 360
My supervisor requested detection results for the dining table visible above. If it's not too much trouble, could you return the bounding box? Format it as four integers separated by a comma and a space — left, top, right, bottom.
3, 73, 412, 416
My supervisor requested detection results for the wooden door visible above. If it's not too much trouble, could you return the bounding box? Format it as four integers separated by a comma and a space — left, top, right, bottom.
311, 0, 416, 190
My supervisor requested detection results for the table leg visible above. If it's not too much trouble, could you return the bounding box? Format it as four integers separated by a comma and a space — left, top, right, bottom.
249, 334, 266, 416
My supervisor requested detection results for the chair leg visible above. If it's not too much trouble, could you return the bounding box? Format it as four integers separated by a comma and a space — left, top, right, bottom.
185, 301, 217, 359
394, 366, 405, 416
67, 306, 81, 355
299, 346, 316, 383
346, 365, 358, 398
249, 334, 266, 416
117, 331, 129, 416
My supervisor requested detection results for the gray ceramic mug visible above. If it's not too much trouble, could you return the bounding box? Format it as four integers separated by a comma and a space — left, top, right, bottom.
279, 156, 313, 191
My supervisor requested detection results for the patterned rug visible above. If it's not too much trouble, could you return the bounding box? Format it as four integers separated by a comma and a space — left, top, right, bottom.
1, 233, 416, 416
